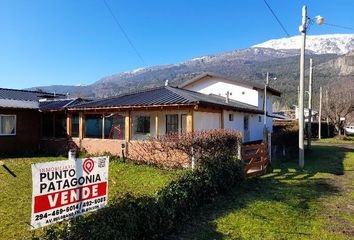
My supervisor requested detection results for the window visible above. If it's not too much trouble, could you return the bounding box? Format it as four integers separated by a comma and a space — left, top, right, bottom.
166, 114, 178, 134
105, 114, 125, 139
55, 114, 67, 138
85, 114, 103, 138
229, 113, 234, 121
0, 115, 16, 135
259, 116, 262, 122
71, 114, 79, 137
136, 116, 150, 134
243, 115, 249, 131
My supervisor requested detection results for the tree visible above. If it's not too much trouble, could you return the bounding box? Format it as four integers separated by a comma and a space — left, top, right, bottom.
323, 79, 354, 136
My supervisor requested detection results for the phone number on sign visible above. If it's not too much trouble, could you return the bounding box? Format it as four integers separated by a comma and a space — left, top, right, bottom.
34, 196, 106, 221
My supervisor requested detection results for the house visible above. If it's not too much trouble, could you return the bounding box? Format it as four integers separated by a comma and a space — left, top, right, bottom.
179, 73, 281, 136
0, 88, 63, 154
39, 73, 281, 156
1, 73, 281, 157
294, 106, 319, 122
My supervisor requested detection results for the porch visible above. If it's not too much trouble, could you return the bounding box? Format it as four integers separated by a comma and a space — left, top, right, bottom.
40, 105, 225, 157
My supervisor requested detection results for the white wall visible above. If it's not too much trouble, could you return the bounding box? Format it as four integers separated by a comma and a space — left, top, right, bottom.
193, 111, 221, 131
249, 114, 264, 141
184, 77, 259, 106
223, 110, 243, 132
223, 110, 264, 142
184, 76, 277, 134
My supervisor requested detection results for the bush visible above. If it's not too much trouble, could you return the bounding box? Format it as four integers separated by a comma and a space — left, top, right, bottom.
43, 154, 245, 239
159, 130, 242, 166
127, 129, 242, 169
272, 124, 299, 147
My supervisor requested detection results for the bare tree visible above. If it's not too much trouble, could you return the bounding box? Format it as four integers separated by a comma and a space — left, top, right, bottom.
323, 79, 354, 136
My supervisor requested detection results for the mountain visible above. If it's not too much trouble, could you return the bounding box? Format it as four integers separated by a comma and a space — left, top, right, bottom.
252, 34, 354, 55
30, 34, 354, 106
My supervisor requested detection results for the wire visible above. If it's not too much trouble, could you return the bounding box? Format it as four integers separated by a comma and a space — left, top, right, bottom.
262, 0, 291, 37
103, 0, 146, 65
323, 22, 354, 31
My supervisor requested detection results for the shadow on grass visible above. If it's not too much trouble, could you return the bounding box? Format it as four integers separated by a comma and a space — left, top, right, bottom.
171, 146, 349, 240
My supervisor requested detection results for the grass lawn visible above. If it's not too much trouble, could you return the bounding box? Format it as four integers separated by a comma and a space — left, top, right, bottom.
0, 156, 182, 240
173, 146, 354, 240
314, 136, 354, 144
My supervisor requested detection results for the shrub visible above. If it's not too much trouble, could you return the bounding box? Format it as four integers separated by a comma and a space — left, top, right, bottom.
43, 153, 245, 239
159, 130, 242, 166
127, 129, 242, 169
272, 124, 299, 147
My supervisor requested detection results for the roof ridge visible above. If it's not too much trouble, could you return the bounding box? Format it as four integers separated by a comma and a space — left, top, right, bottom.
62, 98, 79, 108
70, 86, 167, 108
0, 87, 65, 96
165, 86, 199, 103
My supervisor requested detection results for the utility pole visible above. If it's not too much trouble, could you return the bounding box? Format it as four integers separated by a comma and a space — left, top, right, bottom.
326, 89, 330, 137
298, 5, 307, 168
319, 87, 322, 139
264, 72, 269, 127
307, 58, 313, 148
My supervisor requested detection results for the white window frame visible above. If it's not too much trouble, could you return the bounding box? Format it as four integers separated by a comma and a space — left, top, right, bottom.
0, 114, 17, 136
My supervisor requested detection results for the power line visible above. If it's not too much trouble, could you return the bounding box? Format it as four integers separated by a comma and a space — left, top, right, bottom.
103, 0, 146, 65
262, 0, 291, 37
323, 22, 354, 31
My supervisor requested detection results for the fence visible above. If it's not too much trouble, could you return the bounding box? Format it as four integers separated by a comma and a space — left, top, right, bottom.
241, 142, 269, 177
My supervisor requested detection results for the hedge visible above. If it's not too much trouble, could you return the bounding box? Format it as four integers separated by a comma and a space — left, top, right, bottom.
43, 130, 244, 239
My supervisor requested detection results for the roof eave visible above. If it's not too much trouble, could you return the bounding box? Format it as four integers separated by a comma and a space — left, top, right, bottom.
198, 101, 263, 114
67, 103, 197, 111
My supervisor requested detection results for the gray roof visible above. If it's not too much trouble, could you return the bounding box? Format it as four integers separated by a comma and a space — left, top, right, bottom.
69, 86, 263, 114
39, 98, 90, 111
0, 88, 64, 102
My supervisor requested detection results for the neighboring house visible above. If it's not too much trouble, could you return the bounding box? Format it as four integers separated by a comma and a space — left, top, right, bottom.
294, 106, 319, 122
272, 112, 295, 122
0, 88, 63, 154
180, 73, 281, 138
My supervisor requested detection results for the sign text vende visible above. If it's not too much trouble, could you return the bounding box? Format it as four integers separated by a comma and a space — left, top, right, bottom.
31, 157, 109, 229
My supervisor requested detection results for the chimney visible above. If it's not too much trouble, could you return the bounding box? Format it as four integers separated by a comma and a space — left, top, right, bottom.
225, 91, 232, 103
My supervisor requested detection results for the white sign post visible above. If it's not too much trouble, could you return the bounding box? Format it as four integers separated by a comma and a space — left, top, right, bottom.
30, 156, 109, 229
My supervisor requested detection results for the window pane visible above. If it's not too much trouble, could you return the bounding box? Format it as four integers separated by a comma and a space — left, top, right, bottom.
55, 114, 67, 138
71, 114, 79, 137
1, 115, 15, 135
85, 115, 103, 138
244, 116, 249, 130
166, 114, 178, 134
105, 114, 125, 139
136, 116, 150, 134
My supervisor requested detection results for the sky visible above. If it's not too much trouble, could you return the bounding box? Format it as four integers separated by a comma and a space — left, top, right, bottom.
0, 0, 353, 89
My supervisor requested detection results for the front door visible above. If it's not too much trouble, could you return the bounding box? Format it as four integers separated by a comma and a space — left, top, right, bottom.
243, 115, 250, 142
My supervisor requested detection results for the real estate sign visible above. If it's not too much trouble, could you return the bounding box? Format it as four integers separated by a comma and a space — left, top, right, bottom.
30, 156, 109, 229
